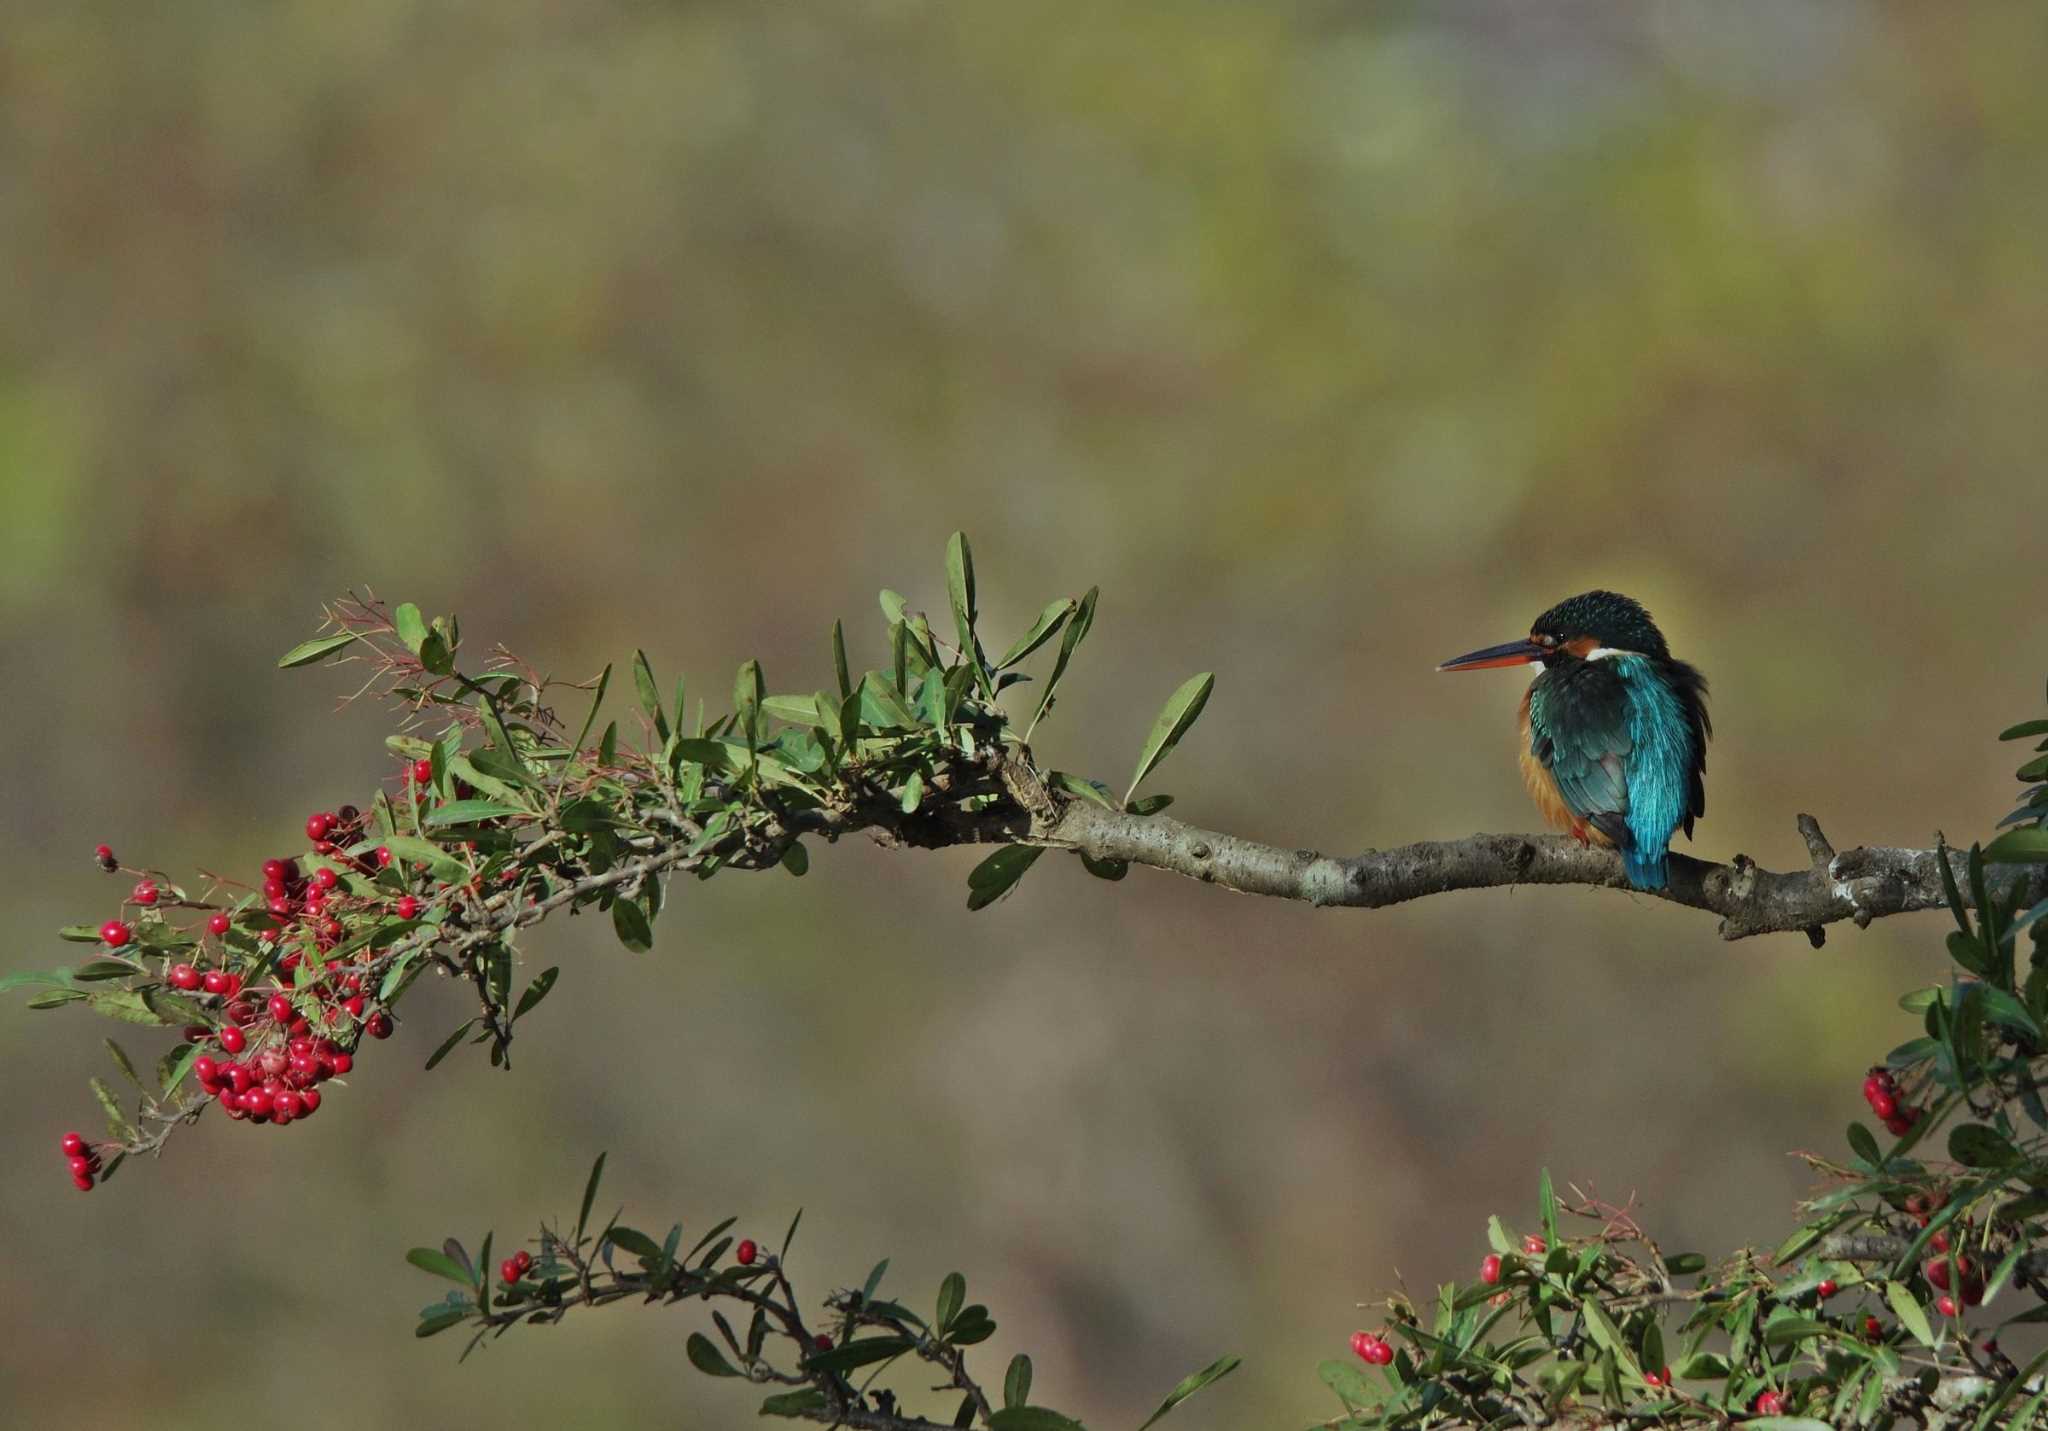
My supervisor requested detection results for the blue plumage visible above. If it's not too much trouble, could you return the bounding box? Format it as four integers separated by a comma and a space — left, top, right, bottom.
1442, 590, 1711, 892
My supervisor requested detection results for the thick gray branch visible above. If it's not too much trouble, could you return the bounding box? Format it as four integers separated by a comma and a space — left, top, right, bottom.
1042, 806, 1986, 942
1002, 779, 2027, 942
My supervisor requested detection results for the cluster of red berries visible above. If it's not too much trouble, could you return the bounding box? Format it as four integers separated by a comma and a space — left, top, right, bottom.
1349, 1330, 1394, 1366
498, 1248, 534, 1285
1754, 1389, 1786, 1415
59, 1130, 100, 1192
1862, 1067, 1922, 1136
1921, 1227, 1983, 1316
1640, 1366, 1672, 1389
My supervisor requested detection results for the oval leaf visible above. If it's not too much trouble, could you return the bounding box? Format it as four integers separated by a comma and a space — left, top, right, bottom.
1124, 673, 1214, 807
277, 632, 359, 668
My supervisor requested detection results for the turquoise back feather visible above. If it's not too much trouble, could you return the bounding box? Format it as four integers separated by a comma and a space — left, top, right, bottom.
1609, 653, 1693, 889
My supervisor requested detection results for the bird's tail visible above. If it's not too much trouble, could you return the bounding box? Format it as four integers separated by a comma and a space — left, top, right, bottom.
1623, 846, 1669, 891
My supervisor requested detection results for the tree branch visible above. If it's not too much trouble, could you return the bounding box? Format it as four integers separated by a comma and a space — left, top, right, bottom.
827, 758, 2026, 943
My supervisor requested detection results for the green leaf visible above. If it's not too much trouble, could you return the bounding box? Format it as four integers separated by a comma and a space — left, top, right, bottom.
393, 602, 429, 654
1124, 794, 1174, 817
1949, 1122, 2018, 1167
573, 663, 612, 755
1135, 1354, 1240, 1431
945, 531, 979, 662
1885, 1280, 1935, 1346
71, 960, 135, 981
513, 967, 559, 1022
1318, 1359, 1379, 1412
859, 672, 918, 730
577, 1153, 606, 1243
632, 649, 670, 742
424, 1019, 477, 1071
104, 1038, 140, 1089
936, 1271, 965, 1329
734, 659, 764, 735
1080, 853, 1128, 881
760, 695, 826, 727
803, 1335, 915, 1374
423, 799, 525, 828
86, 991, 175, 1026
612, 897, 654, 953
0, 967, 79, 991
1578, 1301, 1642, 1381
986, 1411, 1087, 1431
1986, 828, 2048, 863
1847, 1121, 1883, 1166
2000, 719, 2048, 741
686, 1331, 741, 1377
966, 847, 1044, 911
1025, 585, 1098, 741
900, 770, 924, 813
408, 1247, 478, 1287
606, 1226, 662, 1261
415, 1305, 472, 1338
831, 620, 852, 701
1538, 1167, 1560, 1249
375, 835, 467, 884
89, 1076, 133, 1138
156, 1041, 198, 1094
996, 599, 1075, 670
277, 631, 359, 668
1004, 1354, 1033, 1410
1123, 673, 1214, 807
1977, 983, 2041, 1039
760, 1389, 829, 1419
1049, 772, 1118, 809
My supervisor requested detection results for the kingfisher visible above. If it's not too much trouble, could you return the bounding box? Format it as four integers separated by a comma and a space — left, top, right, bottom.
1438, 591, 1710, 891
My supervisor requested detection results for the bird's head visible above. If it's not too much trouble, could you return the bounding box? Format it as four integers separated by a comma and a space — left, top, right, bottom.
1437, 590, 1670, 673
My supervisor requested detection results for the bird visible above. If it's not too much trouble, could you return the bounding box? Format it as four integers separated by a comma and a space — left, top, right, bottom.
1437, 591, 1710, 891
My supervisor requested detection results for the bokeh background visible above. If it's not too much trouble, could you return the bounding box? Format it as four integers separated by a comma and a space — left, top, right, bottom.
3, 2, 2043, 1426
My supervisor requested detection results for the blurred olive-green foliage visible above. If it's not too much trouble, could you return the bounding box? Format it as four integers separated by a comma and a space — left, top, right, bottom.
2, 3, 2042, 1427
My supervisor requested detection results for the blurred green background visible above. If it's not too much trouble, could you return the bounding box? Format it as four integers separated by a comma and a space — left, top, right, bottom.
3, 2, 2042, 1426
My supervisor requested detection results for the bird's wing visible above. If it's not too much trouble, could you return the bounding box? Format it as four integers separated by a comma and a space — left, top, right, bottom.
1608, 656, 1697, 858
1528, 671, 1634, 850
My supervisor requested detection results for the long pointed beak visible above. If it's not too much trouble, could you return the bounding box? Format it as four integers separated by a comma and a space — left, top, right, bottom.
1437, 638, 1545, 672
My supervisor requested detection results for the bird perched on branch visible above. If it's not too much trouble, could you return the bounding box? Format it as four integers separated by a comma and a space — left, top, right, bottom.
1438, 591, 1710, 891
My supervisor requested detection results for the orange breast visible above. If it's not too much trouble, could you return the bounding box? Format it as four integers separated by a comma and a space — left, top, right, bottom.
1518, 689, 1614, 847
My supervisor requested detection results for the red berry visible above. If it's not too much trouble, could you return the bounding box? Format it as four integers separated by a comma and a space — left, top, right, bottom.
299, 1087, 321, 1114
500, 1258, 521, 1285
396, 895, 421, 920
1350, 1331, 1393, 1364
60, 1131, 85, 1158
306, 812, 333, 841
412, 758, 434, 785
201, 969, 229, 994
1522, 1234, 1546, 1256
1643, 1368, 1669, 1388
268, 993, 294, 1023
1365, 1338, 1393, 1366
1930, 1230, 1950, 1253
366, 1011, 393, 1039
311, 866, 339, 892
132, 881, 159, 906
1479, 1254, 1502, 1286
1937, 1293, 1959, 1317
736, 1239, 757, 1266
1863, 1315, 1882, 1339
375, 846, 393, 868
1885, 1113, 1914, 1136
513, 1249, 532, 1273
168, 963, 201, 991
217, 1024, 246, 1054
1755, 1390, 1785, 1415
342, 994, 366, 1018
71, 1172, 94, 1191
273, 1089, 302, 1119
1816, 1278, 1838, 1299
329, 1051, 353, 1075
100, 920, 131, 948
193, 1055, 219, 1084
94, 843, 116, 869
1870, 1091, 1897, 1120
813, 1333, 832, 1351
